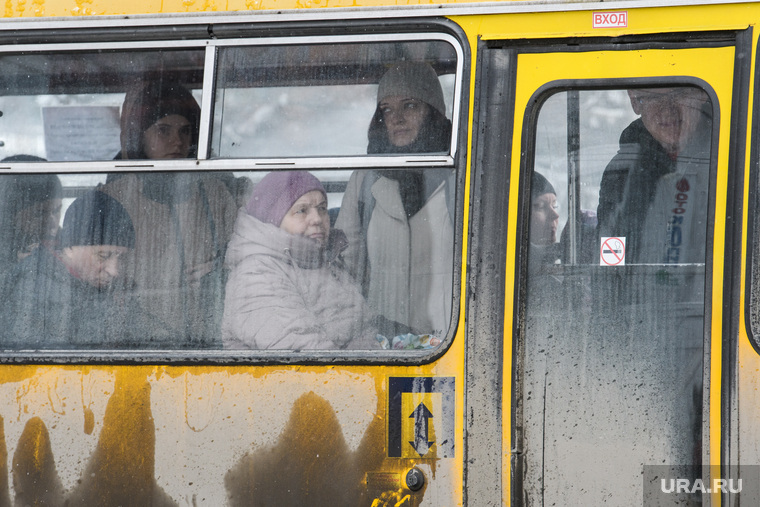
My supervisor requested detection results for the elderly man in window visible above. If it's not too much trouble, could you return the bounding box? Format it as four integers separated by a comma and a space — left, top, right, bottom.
1, 190, 169, 348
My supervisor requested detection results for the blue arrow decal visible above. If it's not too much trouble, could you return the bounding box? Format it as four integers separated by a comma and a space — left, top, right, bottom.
408, 403, 434, 457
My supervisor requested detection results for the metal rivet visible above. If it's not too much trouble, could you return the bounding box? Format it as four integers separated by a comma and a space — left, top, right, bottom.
405, 467, 425, 492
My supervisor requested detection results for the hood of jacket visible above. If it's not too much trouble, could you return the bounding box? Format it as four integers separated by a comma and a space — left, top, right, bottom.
225, 209, 348, 271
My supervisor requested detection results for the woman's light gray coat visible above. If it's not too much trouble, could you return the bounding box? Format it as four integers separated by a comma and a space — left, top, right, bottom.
222, 209, 380, 350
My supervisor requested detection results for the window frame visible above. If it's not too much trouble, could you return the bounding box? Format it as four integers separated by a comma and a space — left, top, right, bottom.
742, 32, 760, 354
518, 76, 721, 275
514, 75, 721, 503
0, 32, 464, 173
0, 18, 470, 365
206, 33, 463, 164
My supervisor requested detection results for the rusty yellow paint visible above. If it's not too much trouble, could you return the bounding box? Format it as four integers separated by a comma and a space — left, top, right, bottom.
68, 372, 166, 505
12, 417, 64, 506
0, 0, 753, 23
0, 417, 7, 507
0, 357, 464, 504
225, 391, 387, 504
458, 4, 751, 42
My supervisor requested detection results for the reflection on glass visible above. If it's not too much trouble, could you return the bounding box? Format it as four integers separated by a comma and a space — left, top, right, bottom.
0, 49, 204, 162
212, 41, 457, 158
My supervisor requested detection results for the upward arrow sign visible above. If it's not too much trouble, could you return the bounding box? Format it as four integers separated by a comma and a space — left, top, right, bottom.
408, 403, 434, 457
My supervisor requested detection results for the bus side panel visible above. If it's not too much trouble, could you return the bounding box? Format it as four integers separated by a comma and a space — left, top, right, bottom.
1, 363, 466, 505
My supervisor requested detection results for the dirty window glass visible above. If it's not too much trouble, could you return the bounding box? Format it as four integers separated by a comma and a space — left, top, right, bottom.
520, 86, 712, 503
0, 49, 204, 162
0, 35, 460, 355
0, 168, 452, 352
211, 40, 458, 158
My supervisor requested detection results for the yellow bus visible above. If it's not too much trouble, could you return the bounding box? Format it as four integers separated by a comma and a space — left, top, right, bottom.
0, 0, 758, 505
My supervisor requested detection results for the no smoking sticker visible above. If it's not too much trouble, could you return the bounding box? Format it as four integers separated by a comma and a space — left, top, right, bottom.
600, 237, 626, 266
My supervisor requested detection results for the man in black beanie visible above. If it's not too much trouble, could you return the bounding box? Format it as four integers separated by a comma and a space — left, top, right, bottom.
0, 190, 146, 349
57, 190, 134, 289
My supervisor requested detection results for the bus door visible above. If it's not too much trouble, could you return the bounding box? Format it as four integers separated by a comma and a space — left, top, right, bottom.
477, 33, 738, 505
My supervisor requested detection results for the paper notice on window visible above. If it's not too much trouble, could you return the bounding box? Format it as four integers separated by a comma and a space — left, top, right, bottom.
43, 106, 121, 161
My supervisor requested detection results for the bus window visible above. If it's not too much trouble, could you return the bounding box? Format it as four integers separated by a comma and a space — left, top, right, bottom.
211, 39, 459, 158
0, 170, 239, 350
520, 85, 713, 503
0, 167, 455, 353
0, 49, 204, 162
0, 33, 463, 357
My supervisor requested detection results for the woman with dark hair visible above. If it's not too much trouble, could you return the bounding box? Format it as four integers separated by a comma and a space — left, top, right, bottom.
100, 81, 238, 346
118, 81, 200, 160
112, 81, 250, 204
335, 62, 455, 338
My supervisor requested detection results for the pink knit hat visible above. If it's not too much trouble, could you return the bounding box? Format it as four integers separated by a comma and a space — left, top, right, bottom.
246, 171, 326, 227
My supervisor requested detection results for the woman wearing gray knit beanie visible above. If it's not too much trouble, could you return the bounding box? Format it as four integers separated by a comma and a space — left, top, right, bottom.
335, 62, 455, 338
367, 61, 451, 154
